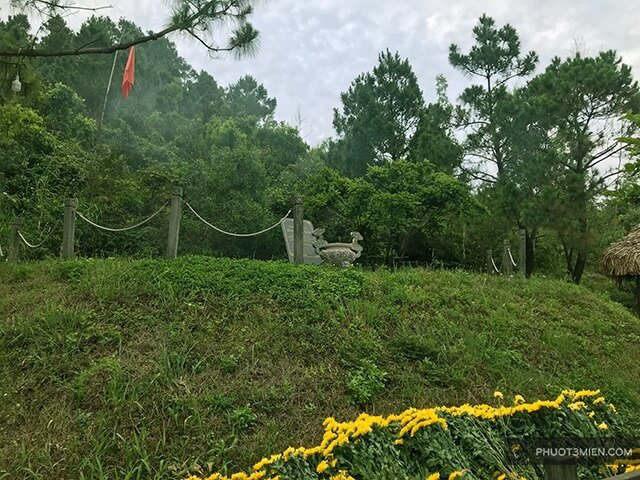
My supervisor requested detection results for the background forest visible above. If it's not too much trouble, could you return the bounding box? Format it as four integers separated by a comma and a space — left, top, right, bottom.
2, 12, 640, 283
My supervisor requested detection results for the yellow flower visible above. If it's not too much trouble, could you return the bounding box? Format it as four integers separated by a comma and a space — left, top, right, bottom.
317, 460, 330, 474
494, 391, 504, 400
587, 411, 595, 418
573, 389, 600, 400
597, 422, 608, 430
427, 474, 441, 480
497, 475, 507, 480
609, 403, 618, 414
330, 471, 356, 480
449, 470, 466, 480
395, 438, 404, 445
514, 395, 526, 405
568, 401, 586, 411
593, 397, 605, 405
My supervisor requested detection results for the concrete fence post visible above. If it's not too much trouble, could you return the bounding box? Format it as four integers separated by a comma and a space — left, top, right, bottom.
519, 229, 527, 277
486, 249, 493, 274
503, 239, 513, 276
293, 196, 304, 264
8, 217, 22, 263
62, 198, 77, 260
166, 186, 183, 259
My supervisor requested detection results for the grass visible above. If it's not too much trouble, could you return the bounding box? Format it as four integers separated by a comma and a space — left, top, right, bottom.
1, 256, 639, 479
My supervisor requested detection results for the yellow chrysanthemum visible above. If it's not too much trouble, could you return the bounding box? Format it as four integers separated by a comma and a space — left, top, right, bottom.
494, 391, 504, 399
597, 422, 608, 430
317, 460, 330, 473
427, 473, 441, 480
330, 471, 356, 480
573, 389, 601, 400
449, 470, 466, 479
514, 395, 526, 405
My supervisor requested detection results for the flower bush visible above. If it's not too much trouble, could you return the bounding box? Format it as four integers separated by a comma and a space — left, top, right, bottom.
184, 390, 636, 480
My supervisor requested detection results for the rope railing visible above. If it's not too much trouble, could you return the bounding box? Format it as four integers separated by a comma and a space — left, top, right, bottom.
18, 228, 52, 249
185, 201, 292, 238
507, 247, 517, 267
76, 203, 168, 232
6, 189, 306, 262
491, 256, 500, 274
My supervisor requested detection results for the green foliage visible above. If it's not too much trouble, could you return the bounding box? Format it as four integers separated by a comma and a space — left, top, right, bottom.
227, 406, 258, 432
409, 76, 463, 174
226, 75, 277, 122
302, 161, 476, 265
347, 360, 388, 405
527, 51, 640, 282
331, 50, 425, 176
449, 14, 538, 177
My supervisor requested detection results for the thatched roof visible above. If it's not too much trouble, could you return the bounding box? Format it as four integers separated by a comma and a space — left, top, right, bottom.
602, 225, 640, 277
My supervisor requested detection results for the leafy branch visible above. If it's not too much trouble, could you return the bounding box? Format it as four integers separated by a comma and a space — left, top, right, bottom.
1, 0, 258, 57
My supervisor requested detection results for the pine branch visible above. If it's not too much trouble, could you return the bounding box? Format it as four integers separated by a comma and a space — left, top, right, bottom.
30, 0, 113, 12
1, 0, 252, 57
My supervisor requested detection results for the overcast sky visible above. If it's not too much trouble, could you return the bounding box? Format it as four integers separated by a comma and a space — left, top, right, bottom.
4, 0, 640, 145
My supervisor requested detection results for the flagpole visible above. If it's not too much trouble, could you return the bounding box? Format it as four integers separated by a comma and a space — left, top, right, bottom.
99, 29, 130, 129
99, 49, 119, 128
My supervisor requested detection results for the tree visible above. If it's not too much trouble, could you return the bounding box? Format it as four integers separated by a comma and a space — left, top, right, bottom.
450, 14, 538, 180
3, 0, 259, 57
226, 74, 276, 122
302, 162, 474, 265
449, 15, 540, 274
331, 50, 425, 176
409, 75, 463, 174
182, 70, 227, 122
527, 51, 639, 283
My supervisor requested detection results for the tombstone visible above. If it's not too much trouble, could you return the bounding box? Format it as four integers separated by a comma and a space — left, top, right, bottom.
281, 218, 322, 264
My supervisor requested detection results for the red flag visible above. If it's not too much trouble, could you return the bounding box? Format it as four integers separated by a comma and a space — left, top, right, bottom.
121, 46, 136, 99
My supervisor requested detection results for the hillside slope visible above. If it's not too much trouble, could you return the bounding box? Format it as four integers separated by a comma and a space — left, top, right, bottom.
1, 257, 639, 479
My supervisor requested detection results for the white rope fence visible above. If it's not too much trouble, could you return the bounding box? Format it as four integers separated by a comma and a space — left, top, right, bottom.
76, 203, 168, 232
18, 228, 52, 249
491, 256, 500, 274
185, 201, 292, 238
507, 247, 517, 267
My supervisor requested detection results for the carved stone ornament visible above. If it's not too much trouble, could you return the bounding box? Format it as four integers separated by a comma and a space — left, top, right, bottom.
312, 229, 363, 268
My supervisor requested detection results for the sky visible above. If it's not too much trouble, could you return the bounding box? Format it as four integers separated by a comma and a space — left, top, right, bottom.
4, 0, 640, 145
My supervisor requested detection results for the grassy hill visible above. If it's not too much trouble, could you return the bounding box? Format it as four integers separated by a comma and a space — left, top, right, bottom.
1, 257, 639, 479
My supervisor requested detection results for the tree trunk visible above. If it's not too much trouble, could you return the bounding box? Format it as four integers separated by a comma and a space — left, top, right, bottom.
517, 226, 536, 277
562, 241, 574, 281
571, 192, 589, 284
525, 228, 536, 277
571, 249, 587, 284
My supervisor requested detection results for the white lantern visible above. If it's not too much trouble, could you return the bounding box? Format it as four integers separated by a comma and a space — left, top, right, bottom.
11, 74, 21, 93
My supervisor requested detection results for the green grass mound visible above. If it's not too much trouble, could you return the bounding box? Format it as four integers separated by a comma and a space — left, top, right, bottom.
1, 257, 639, 479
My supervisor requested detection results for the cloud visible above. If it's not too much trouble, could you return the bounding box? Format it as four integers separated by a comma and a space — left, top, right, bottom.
5, 0, 639, 145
